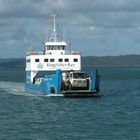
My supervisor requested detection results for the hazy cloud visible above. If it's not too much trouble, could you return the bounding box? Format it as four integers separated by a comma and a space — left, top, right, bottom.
0, 0, 140, 57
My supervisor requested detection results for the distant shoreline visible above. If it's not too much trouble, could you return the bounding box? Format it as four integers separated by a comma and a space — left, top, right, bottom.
0, 55, 140, 68
82, 66, 140, 68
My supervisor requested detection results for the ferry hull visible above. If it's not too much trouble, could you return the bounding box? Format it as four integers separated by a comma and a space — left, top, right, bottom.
63, 91, 99, 97
25, 69, 100, 97
25, 90, 99, 97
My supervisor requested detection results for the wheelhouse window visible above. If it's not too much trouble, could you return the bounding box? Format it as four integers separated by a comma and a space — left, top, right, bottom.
50, 46, 53, 50
50, 59, 55, 62
73, 58, 78, 62
59, 59, 63, 62
44, 59, 48, 62
47, 46, 50, 50
73, 73, 87, 79
46, 45, 65, 50
35, 59, 39, 62
59, 46, 65, 50
54, 46, 58, 50
65, 58, 69, 62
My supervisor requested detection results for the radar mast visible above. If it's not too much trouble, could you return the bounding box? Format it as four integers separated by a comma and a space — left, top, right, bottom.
50, 14, 58, 42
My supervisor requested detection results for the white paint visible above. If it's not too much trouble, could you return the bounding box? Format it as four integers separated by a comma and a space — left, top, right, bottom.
26, 54, 81, 71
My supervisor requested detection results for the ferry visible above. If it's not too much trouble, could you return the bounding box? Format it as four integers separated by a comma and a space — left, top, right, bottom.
25, 14, 100, 97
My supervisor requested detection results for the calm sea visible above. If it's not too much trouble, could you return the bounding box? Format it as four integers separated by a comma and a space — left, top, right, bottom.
0, 67, 140, 140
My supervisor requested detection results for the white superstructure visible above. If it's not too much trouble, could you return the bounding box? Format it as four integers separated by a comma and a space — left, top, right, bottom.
26, 14, 81, 78
26, 15, 81, 71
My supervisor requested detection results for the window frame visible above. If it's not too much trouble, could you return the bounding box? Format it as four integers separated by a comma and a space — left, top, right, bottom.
73, 58, 78, 62
35, 59, 40, 62
50, 58, 55, 62
44, 58, 49, 62
65, 58, 69, 62
59, 58, 63, 62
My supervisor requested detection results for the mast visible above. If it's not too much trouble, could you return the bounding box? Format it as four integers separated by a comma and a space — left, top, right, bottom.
50, 14, 58, 42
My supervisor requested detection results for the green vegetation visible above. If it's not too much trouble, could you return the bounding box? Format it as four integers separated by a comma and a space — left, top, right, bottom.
0, 55, 140, 82
0, 55, 140, 69
81, 55, 140, 67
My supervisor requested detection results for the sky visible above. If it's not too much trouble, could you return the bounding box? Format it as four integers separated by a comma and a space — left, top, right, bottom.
0, 0, 140, 58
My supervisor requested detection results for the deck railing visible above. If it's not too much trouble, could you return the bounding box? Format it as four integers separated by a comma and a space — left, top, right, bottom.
26, 50, 80, 56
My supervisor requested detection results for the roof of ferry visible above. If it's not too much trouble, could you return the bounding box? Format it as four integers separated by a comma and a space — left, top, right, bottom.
45, 41, 67, 46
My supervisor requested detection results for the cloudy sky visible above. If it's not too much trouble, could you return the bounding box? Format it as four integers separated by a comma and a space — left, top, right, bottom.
0, 0, 140, 58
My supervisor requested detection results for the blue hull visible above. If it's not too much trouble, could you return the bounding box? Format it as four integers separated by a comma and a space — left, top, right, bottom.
25, 69, 100, 97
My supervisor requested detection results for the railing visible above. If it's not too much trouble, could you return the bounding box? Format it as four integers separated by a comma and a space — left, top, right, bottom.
26, 50, 81, 56
65, 50, 81, 55
26, 51, 43, 56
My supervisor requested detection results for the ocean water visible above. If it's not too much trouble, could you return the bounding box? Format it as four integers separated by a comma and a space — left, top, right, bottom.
0, 68, 140, 140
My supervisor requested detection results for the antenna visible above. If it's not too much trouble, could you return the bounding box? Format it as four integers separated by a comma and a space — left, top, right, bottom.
27, 41, 32, 53
47, 28, 49, 41
49, 12, 59, 42
63, 26, 65, 41
69, 42, 71, 51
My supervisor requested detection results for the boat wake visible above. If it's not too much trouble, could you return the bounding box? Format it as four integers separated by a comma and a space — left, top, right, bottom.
0, 81, 24, 94
0, 81, 38, 97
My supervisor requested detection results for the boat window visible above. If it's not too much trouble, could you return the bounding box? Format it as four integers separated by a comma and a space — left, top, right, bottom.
47, 46, 50, 50
26, 59, 31, 63
46, 45, 65, 50
50, 46, 53, 50
70, 73, 72, 78
44, 59, 48, 62
54, 46, 58, 50
62, 46, 65, 50
50, 59, 55, 62
59, 45, 65, 50
73, 73, 87, 79
59, 46, 62, 50
65, 58, 69, 62
35, 59, 39, 62
59, 59, 63, 62
73, 58, 78, 62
